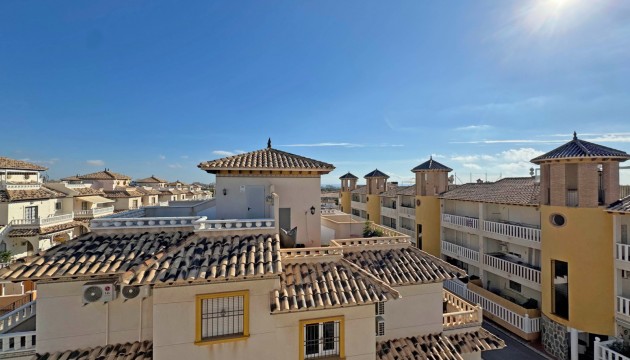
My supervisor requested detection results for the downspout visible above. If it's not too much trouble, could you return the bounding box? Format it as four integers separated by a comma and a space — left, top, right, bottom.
139, 297, 144, 342
105, 301, 110, 345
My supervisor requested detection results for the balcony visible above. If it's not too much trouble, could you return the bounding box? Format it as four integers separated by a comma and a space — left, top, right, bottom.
482, 220, 541, 245
617, 296, 630, 319
398, 227, 415, 238
0, 331, 36, 356
0, 183, 40, 191
441, 242, 480, 263
594, 339, 630, 360
10, 213, 74, 228
444, 279, 541, 341
617, 244, 630, 264
442, 213, 478, 230
483, 253, 541, 287
567, 189, 578, 207
381, 206, 397, 219
74, 206, 115, 219
399, 206, 415, 217
442, 290, 482, 331
351, 200, 366, 212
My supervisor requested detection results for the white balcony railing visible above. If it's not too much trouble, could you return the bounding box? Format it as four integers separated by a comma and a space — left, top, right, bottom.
75, 206, 115, 219
483, 220, 541, 243
442, 290, 482, 330
594, 338, 630, 360
10, 213, 74, 228
483, 254, 541, 285
617, 296, 630, 318
444, 280, 540, 335
0, 301, 35, 333
0, 183, 41, 190
617, 243, 630, 263
195, 218, 275, 231
442, 214, 479, 229
441, 242, 480, 263
400, 206, 415, 217
91, 216, 199, 230
0, 331, 36, 354
398, 227, 415, 238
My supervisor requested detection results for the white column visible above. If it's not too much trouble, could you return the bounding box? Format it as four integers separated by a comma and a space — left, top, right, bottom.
569, 327, 579, 360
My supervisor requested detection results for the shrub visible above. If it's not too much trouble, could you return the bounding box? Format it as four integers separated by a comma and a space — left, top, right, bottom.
0, 250, 12, 263
363, 222, 384, 238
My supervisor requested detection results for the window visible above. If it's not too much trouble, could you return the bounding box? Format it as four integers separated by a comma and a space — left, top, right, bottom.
300, 317, 344, 360
550, 214, 566, 227
55, 201, 62, 210
552, 260, 569, 319
24, 206, 38, 220
509, 280, 522, 293
132, 200, 139, 209
195, 291, 249, 345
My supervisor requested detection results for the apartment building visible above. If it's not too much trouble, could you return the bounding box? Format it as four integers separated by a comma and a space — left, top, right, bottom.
0, 158, 83, 260
0, 143, 504, 360
340, 134, 630, 360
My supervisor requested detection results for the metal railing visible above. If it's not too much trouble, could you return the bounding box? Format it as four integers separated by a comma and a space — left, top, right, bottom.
441, 242, 480, 263
482, 220, 541, 243
0, 301, 35, 333
10, 213, 74, 227
444, 280, 540, 335
442, 213, 479, 229
483, 254, 541, 285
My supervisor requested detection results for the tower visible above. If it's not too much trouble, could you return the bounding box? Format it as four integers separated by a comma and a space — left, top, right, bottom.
364, 169, 389, 224
411, 156, 452, 256
339, 172, 358, 214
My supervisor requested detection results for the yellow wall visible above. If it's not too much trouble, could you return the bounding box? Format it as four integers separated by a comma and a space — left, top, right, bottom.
366, 195, 381, 224
340, 191, 351, 214
415, 196, 441, 257
541, 206, 614, 335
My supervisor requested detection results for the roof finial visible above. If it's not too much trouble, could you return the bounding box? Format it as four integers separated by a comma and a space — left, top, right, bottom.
267, 138, 271, 149
430, 155, 433, 160
573, 131, 577, 140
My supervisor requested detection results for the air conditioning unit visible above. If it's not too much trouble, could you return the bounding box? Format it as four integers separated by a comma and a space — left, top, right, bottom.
375, 316, 385, 336
375, 301, 385, 316
121, 285, 151, 301
83, 281, 117, 304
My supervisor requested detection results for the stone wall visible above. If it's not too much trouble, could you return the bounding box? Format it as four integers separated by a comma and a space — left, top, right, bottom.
542, 314, 569, 360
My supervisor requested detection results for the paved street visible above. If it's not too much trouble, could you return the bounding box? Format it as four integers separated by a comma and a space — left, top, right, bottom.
482, 321, 554, 360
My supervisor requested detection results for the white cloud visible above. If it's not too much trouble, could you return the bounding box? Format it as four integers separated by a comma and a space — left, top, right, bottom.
454, 125, 493, 131
86, 160, 105, 167
451, 155, 479, 162
168, 164, 183, 169
213, 150, 236, 156
449, 148, 545, 180
443, 97, 549, 116
159, 155, 166, 160
234, 150, 246, 154
279, 142, 364, 148
462, 163, 483, 170
21, 158, 59, 166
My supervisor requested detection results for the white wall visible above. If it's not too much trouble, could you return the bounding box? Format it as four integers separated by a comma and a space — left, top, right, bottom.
379, 282, 443, 341
36, 281, 153, 354
216, 176, 322, 246
7, 199, 59, 223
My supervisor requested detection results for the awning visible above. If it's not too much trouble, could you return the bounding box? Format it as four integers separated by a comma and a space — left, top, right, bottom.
77, 195, 115, 204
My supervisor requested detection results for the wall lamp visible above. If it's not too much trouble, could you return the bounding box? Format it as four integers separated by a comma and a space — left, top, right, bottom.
310, 206, 316, 215
222, 189, 227, 196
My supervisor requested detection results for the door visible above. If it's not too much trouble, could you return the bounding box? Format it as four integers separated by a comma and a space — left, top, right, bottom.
246, 186, 265, 219
279, 208, 291, 231
25, 206, 38, 220
417, 224, 423, 249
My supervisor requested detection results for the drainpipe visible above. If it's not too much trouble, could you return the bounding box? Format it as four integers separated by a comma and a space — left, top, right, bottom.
105, 302, 110, 345
139, 297, 144, 342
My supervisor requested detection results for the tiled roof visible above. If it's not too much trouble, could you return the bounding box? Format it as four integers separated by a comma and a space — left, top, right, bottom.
531, 132, 630, 163
198, 147, 335, 173
61, 175, 81, 181
159, 188, 184, 195
411, 157, 453, 172
0, 231, 193, 281
343, 246, 465, 286
104, 187, 143, 198
350, 185, 367, 195
376, 329, 505, 360
125, 234, 282, 285
380, 185, 401, 197
167, 180, 188, 186
32, 341, 152, 360
136, 176, 167, 184
0, 187, 65, 202
440, 177, 540, 206
364, 169, 389, 178
608, 195, 630, 213
9, 221, 87, 238
135, 187, 162, 196
77, 170, 131, 181
339, 172, 359, 180
271, 259, 400, 313
0, 157, 47, 171
396, 185, 416, 196
74, 187, 106, 196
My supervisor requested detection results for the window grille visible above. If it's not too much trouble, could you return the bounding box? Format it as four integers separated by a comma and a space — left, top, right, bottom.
375, 302, 385, 315
375, 316, 385, 336
200, 294, 245, 340
304, 320, 340, 359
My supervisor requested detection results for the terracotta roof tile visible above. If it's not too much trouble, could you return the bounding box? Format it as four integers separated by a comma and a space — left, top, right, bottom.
74, 187, 106, 196
0, 231, 193, 281
532, 132, 630, 163
136, 176, 168, 184
126, 234, 282, 285
271, 259, 399, 313
0, 157, 47, 171
104, 187, 144, 198
343, 246, 464, 286
135, 187, 162, 196
198, 147, 334, 173
608, 195, 630, 213
396, 185, 416, 196
440, 177, 540, 206
78, 170, 131, 181
32, 341, 152, 360
376, 329, 505, 360
350, 185, 367, 195
0, 187, 65, 202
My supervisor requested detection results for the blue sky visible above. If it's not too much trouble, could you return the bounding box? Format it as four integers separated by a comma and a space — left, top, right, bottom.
1, 1, 629, 185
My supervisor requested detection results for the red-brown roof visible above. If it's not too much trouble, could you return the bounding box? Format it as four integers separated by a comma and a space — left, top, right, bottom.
440, 177, 540, 206
0, 157, 47, 171
198, 147, 334, 173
